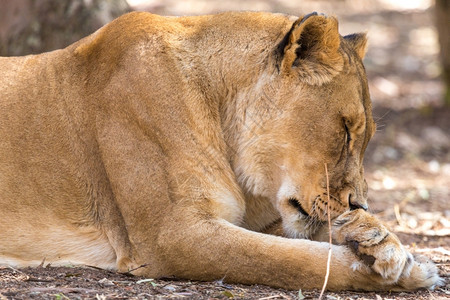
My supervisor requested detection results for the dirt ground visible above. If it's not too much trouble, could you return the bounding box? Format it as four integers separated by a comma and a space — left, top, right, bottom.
1, 0, 449, 299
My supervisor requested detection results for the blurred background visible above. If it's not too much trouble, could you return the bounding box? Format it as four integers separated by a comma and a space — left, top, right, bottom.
0, 0, 448, 257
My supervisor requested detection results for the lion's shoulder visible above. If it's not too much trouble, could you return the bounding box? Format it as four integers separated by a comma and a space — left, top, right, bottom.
72, 12, 164, 59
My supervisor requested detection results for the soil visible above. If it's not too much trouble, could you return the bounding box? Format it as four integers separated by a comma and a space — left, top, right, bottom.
1, 0, 449, 299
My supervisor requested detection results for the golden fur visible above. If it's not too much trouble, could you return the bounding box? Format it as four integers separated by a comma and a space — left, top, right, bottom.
0, 11, 441, 291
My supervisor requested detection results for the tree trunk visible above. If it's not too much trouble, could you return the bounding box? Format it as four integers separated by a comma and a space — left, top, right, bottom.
435, 0, 450, 106
0, 0, 131, 56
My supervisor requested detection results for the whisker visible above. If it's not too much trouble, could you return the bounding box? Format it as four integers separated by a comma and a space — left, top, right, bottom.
373, 109, 391, 123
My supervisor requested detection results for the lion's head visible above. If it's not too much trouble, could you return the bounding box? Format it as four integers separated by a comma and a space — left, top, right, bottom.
232, 13, 375, 238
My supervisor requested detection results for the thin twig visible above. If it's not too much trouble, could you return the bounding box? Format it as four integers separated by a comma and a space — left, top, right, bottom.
318, 163, 332, 300
257, 295, 284, 300
29, 287, 99, 294
7, 266, 30, 281
394, 203, 406, 227
120, 263, 150, 276
38, 257, 46, 268
25, 277, 53, 283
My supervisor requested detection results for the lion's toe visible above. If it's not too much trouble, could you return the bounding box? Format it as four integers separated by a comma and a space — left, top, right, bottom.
371, 245, 411, 282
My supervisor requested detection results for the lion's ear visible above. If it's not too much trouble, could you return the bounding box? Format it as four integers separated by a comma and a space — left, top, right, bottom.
344, 33, 368, 59
279, 12, 343, 85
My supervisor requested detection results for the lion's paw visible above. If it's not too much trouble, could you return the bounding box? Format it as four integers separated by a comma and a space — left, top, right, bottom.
333, 210, 411, 283
333, 209, 443, 290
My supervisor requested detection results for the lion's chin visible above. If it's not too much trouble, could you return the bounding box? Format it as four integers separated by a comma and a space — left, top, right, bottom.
281, 214, 324, 239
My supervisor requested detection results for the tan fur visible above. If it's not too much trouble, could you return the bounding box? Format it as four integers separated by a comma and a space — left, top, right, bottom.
0, 11, 441, 291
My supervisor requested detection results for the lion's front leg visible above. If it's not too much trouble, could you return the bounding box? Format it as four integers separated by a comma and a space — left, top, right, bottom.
153, 210, 367, 291
332, 209, 442, 290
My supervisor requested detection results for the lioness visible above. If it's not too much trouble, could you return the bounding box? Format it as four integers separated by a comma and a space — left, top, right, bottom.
0, 11, 441, 291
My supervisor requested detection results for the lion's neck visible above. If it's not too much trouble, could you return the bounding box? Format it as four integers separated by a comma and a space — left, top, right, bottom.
186, 13, 291, 149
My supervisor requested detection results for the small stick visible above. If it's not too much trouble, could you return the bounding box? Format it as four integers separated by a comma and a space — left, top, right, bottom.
257, 295, 284, 300
120, 263, 150, 276
318, 163, 332, 300
394, 203, 406, 228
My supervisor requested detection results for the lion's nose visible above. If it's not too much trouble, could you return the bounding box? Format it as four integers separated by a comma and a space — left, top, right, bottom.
341, 189, 368, 211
